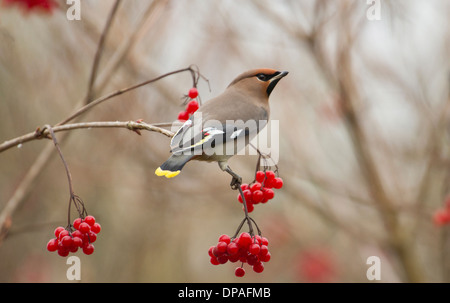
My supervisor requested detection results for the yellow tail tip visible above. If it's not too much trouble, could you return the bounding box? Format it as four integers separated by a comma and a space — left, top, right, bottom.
155, 167, 180, 178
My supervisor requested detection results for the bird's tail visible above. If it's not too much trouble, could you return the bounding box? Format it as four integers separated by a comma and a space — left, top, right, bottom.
155, 154, 193, 178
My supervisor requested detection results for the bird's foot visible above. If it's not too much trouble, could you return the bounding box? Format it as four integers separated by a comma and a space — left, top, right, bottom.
230, 175, 242, 190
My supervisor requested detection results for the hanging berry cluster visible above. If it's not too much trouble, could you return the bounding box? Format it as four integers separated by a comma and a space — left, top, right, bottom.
41, 125, 101, 258
47, 215, 101, 257
208, 232, 271, 277
209, 161, 283, 277
178, 87, 200, 121
237, 170, 283, 213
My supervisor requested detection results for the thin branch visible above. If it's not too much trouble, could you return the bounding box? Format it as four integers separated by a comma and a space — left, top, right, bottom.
85, 0, 122, 103
1, 121, 175, 153
43, 125, 75, 196
56, 66, 201, 126
0, 66, 204, 154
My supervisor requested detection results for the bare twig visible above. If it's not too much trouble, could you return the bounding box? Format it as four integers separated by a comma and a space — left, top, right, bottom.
0, 66, 204, 153
56, 66, 202, 127
1, 121, 175, 153
85, 0, 122, 103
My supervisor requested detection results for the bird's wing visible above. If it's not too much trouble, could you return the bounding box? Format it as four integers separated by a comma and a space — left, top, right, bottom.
169, 119, 266, 156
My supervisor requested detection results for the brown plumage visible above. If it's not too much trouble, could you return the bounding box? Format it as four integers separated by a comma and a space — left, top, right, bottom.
155, 68, 288, 181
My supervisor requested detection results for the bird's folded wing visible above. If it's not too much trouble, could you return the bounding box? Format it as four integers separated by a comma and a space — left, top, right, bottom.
169, 123, 255, 155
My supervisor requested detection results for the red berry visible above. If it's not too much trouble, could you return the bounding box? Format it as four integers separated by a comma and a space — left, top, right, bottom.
261, 252, 271, 262
47, 238, 59, 252
238, 232, 252, 248
186, 100, 199, 114
213, 245, 224, 257
253, 235, 262, 245
261, 237, 269, 246
259, 245, 269, 257
253, 261, 265, 273
54, 227, 65, 238
216, 241, 228, 253
240, 183, 249, 191
84, 215, 96, 226
227, 242, 239, 255
87, 231, 97, 243
78, 222, 90, 234
228, 254, 240, 263
243, 189, 252, 201
61, 236, 73, 247
208, 246, 215, 258
188, 87, 198, 99
218, 234, 231, 244
58, 230, 70, 241
249, 243, 261, 255
246, 254, 259, 266
73, 218, 82, 230
210, 256, 220, 265
91, 223, 101, 234
217, 255, 228, 264
260, 191, 269, 203
252, 190, 263, 203
239, 255, 247, 263
73, 237, 83, 248
250, 182, 262, 192
255, 171, 265, 183
433, 209, 450, 226
57, 247, 70, 257
69, 245, 79, 253
263, 188, 275, 200
273, 177, 284, 189
265, 170, 275, 181
178, 111, 189, 121
82, 243, 95, 255
235, 267, 245, 277
71, 230, 83, 239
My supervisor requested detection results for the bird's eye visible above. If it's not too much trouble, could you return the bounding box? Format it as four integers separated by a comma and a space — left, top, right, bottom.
256, 74, 267, 81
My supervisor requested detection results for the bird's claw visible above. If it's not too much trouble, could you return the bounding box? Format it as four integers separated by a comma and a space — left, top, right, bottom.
230, 176, 242, 190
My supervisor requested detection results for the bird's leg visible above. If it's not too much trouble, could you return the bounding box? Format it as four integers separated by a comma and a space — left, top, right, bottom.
225, 167, 242, 190
219, 162, 242, 190
218, 162, 254, 235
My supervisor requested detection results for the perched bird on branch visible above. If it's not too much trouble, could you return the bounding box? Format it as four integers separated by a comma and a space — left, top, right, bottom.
155, 68, 288, 188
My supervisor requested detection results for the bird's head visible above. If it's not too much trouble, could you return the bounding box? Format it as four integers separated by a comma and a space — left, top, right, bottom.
227, 68, 289, 99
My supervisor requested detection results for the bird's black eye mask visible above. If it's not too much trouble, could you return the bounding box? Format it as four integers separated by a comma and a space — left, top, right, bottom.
255, 72, 280, 82
256, 71, 283, 96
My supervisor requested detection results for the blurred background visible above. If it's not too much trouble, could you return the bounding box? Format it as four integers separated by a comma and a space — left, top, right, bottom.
0, 0, 449, 283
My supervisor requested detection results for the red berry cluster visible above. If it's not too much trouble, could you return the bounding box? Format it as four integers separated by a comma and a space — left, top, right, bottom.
46, 215, 101, 257
178, 87, 199, 121
2, 0, 57, 13
433, 197, 450, 226
237, 170, 283, 212
208, 232, 271, 277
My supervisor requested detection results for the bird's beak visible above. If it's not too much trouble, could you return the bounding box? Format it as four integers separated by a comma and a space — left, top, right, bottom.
266, 71, 288, 96
269, 71, 289, 82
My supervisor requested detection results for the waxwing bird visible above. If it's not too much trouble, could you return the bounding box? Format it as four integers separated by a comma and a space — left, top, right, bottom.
155, 68, 288, 187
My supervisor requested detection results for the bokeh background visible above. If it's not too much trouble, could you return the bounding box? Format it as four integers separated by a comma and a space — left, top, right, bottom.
0, 0, 449, 283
